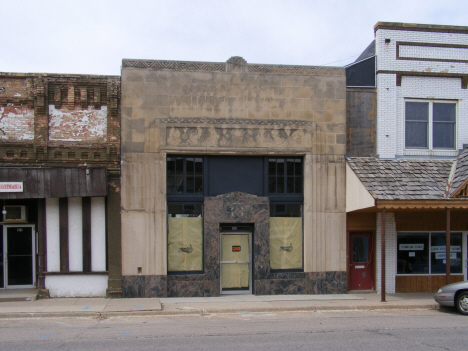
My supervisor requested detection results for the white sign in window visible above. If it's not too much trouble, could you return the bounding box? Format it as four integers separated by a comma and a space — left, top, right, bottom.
435, 253, 457, 260
399, 244, 424, 251
0, 182, 23, 192
431, 245, 461, 253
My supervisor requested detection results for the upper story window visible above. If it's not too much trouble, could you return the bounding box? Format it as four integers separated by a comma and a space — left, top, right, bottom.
167, 156, 203, 194
268, 158, 303, 194
405, 101, 456, 150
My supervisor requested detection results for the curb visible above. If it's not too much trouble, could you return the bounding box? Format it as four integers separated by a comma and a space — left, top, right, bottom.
0, 304, 440, 319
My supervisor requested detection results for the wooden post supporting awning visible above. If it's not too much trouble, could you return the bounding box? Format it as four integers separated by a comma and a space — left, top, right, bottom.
446, 208, 451, 285
381, 207, 386, 302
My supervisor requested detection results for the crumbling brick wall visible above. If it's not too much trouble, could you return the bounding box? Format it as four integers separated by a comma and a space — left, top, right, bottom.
0, 73, 120, 167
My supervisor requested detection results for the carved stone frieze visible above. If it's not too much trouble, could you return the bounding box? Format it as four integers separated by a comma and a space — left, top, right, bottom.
123, 60, 225, 72
159, 117, 314, 127
122, 59, 344, 76
166, 126, 309, 148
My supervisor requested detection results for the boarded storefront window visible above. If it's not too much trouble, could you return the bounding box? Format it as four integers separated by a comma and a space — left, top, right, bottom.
269, 204, 303, 270
167, 204, 203, 272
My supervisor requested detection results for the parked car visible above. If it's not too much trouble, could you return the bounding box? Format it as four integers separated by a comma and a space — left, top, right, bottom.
434, 281, 468, 315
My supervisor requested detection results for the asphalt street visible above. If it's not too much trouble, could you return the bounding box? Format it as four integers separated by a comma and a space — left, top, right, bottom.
0, 308, 466, 350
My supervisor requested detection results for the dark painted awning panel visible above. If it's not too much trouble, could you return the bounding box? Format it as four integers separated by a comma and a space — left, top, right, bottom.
0, 167, 107, 199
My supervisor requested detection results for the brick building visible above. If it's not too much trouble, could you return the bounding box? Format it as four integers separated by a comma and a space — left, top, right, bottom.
0, 73, 121, 297
346, 22, 468, 293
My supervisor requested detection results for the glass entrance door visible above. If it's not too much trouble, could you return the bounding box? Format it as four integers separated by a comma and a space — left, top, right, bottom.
3, 225, 35, 288
220, 227, 252, 294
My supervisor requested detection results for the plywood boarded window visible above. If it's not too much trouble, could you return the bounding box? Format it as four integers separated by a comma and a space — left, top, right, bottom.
269, 204, 303, 270
167, 204, 203, 272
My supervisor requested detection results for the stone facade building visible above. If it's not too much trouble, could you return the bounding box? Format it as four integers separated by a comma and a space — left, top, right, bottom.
0, 72, 121, 297
120, 57, 347, 297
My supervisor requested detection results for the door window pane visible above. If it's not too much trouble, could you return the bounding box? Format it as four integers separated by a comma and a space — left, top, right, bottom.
352, 237, 368, 263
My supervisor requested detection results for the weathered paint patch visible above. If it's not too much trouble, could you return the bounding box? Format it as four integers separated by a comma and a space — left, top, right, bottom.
49, 105, 107, 142
0, 105, 35, 141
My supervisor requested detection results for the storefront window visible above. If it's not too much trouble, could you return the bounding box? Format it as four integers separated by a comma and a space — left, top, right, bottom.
167, 204, 203, 273
430, 233, 462, 274
269, 204, 303, 270
397, 232, 462, 275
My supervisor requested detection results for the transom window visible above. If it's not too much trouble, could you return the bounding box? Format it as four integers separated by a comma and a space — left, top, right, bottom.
167, 156, 203, 194
268, 158, 303, 194
405, 101, 456, 150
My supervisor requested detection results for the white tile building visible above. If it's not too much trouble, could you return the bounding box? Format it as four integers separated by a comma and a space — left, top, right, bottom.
346, 23, 468, 294
375, 23, 468, 159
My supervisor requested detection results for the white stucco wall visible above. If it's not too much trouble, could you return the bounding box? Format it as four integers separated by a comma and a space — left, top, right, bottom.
45, 275, 108, 297
68, 197, 83, 271
45, 198, 60, 272
91, 197, 106, 271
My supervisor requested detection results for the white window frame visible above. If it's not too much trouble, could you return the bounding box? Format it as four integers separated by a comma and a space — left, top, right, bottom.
404, 99, 457, 151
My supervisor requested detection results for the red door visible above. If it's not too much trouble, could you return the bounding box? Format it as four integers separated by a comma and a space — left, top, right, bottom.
349, 232, 374, 290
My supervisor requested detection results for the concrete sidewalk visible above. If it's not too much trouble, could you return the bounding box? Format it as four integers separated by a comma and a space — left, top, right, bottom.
0, 291, 441, 318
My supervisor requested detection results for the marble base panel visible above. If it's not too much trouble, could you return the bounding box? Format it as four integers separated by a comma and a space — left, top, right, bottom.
269, 279, 306, 295
255, 279, 306, 295
122, 275, 167, 298
204, 280, 221, 297
306, 271, 347, 294
168, 281, 204, 297
123, 272, 347, 297
254, 279, 270, 295
167, 274, 205, 297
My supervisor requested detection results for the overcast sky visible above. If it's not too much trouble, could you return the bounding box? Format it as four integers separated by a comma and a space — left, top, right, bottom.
1, 0, 467, 76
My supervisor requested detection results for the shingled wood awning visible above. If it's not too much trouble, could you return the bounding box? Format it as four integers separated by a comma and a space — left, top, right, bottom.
0, 167, 107, 199
346, 155, 468, 211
